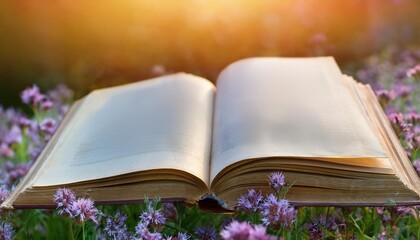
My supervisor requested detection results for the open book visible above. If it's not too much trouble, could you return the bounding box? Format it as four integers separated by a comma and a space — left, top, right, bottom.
2, 57, 420, 210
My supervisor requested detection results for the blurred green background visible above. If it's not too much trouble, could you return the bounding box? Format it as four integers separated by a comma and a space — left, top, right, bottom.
1, 0, 420, 106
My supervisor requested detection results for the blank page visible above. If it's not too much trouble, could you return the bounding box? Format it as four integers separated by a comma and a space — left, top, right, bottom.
211, 57, 388, 181
34, 73, 215, 187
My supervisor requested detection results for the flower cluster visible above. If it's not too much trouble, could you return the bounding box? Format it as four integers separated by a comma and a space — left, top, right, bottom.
0, 84, 74, 239
0, 222, 14, 240
237, 172, 297, 231
260, 194, 296, 228
104, 212, 130, 239
237, 189, 264, 213
0, 84, 73, 173
53, 188, 100, 224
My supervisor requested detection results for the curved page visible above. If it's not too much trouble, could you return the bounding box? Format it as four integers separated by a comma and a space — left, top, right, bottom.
34, 73, 215, 187
211, 57, 388, 182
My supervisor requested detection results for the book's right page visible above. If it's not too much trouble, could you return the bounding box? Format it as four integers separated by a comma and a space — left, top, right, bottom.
210, 57, 391, 182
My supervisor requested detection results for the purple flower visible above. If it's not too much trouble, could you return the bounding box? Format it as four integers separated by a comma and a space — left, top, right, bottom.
375, 89, 396, 107
40, 100, 54, 111
260, 194, 296, 228
220, 220, 276, 240
0, 222, 14, 240
306, 215, 346, 240
268, 172, 285, 192
376, 207, 384, 215
405, 111, 420, 125
393, 83, 413, 98
396, 206, 415, 217
413, 159, 420, 176
237, 189, 264, 213
0, 144, 14, 159
5, 162, 31, 185
20, 85, 46, 106
405, 131, 420, 151
249, 225, 277, 240
104, 212, 130, 240
177, 233, 190, 240
406, 64, 420, 77
194, 226, 217, 240
70, 198, 100, 224
388, 113, 410, 135
163, 202, 178, 220
140, 199, 166, 227
0, 185, 10, 202
134, 221, 162, 240
3, 125, 22, 145
17, 116, 33, 128
39, 118, 57, 135
220, 220, 253, 240
53, 188, 76, 216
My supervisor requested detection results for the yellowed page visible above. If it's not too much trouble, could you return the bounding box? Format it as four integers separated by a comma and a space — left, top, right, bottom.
211, 57, 388, 181
33, 73, 215, 187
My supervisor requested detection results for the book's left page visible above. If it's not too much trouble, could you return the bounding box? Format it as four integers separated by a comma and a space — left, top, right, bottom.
31, 73, 215, 188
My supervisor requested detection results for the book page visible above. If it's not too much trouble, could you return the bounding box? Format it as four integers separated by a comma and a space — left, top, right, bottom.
33, 73, 215, 187
211, 57, 388, 181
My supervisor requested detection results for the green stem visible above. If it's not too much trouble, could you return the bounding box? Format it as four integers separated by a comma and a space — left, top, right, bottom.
68, 220, 75, 240
82, 222, 85, 240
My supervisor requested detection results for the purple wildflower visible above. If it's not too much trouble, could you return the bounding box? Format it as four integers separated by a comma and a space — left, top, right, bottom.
194, 226, 217, 240
0, 144, 14, 159
39, 118, 57, 135
0, 185, 10, 202
388, 113, 410, 135
405, 131, 420, 151
237, 189, 264, 213
375, 89, 396, 107
405, 111, 420, 125
413, 159, 420, 176
6, 162, 31, 185
104, 212, 130, 240
393, 83, 413, 98
40, 100, 54, 111
3, 125, 22, 145
260, 194, 296, 228
20, 85, 45, 106
17, 116, 33, 128
306, 215, 346, 240
268, 172, 285, 192
220, 220, 253, 240
396, 206, 415, 217
134, 221, 162, 240
177, 233, 190, 240
406, 64, 420, 77
53, 188, 76, 216
220, 220, 276, 240
70, 198, 100, 224
140, 200, 166, 227
0, 222, 14, 240
249, 225, 277, 240
163, 202, 178, 220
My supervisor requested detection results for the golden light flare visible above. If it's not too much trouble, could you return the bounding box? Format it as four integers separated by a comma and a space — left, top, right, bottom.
0, 0, 419, 98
